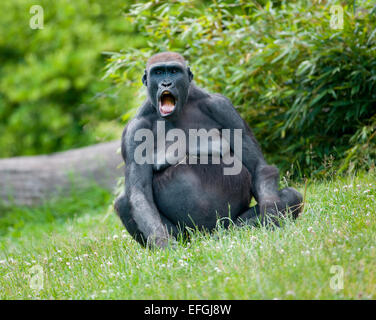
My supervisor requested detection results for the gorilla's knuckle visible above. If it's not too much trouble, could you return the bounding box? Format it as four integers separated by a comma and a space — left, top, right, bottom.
284, 187, 303, 203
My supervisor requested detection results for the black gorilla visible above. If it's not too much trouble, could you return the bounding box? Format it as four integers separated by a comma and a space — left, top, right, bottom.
115, 52, 303, 248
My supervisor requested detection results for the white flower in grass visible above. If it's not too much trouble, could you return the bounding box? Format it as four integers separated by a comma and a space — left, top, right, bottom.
57, 257, 63, 262
364, 190, 370, 194
333, 188, 339, 192
113, 235, 119, 240
107, 261, 113, 267
178, 259, 187, 267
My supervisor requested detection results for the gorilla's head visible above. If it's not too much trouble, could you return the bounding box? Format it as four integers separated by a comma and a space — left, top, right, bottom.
142, 52, 193, 119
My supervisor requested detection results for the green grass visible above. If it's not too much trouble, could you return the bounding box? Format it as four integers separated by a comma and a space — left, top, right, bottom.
0, 173, 375, 299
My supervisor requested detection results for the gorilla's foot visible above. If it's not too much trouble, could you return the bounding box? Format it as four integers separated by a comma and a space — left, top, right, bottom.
235, 187, 303, 227
279, 187, 304, 219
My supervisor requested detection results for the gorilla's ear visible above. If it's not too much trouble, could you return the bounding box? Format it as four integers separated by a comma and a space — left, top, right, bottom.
142, 70, 147, 86
187, 67, 194, 82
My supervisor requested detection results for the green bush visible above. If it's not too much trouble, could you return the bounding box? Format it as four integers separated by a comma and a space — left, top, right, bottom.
0, 0, 144, 157
105, 0, 376, 178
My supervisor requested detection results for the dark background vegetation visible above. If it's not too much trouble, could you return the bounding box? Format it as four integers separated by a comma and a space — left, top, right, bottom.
1, 0, 375, 179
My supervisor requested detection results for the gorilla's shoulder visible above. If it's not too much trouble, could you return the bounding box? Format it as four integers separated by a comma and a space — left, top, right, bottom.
188, 84, 232, 106
210, 93, 233, 106
134, 99, 157, 120
187, 84, 210, 102
122, 101, 155, 138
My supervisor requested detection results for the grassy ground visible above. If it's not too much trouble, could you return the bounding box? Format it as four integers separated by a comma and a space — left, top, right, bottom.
0, 173, 375, 299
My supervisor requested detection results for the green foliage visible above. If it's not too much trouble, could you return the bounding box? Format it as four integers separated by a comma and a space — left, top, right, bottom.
0, 0, 143, 157
105, 0, 376, 178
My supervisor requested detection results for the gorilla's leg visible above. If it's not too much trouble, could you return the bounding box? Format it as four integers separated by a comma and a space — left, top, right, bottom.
114, 193, 146, 245
235, 187, 303, 226
114, 193, 181, 247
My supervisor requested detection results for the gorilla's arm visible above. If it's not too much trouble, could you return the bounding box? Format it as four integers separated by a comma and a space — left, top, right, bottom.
121, 117, 170, 247
204, 94, 282, 211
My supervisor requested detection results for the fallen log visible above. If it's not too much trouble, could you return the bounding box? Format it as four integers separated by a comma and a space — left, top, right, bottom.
0, 141, 122, 206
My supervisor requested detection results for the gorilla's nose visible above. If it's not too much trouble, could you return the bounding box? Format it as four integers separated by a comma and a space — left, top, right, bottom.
161, 81, 172, 88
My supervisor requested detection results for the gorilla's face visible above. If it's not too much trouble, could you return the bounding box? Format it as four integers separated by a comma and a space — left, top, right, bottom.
143, 61, 193, 119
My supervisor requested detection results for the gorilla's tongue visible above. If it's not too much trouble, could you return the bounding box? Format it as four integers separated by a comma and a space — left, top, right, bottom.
160, 93, 175, 115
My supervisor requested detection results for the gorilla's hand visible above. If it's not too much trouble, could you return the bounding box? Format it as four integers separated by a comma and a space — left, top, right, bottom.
259, 197, 285, 227
147, 228, 176, 249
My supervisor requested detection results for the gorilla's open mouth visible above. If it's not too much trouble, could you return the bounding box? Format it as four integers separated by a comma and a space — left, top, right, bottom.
159, 91, 176, 116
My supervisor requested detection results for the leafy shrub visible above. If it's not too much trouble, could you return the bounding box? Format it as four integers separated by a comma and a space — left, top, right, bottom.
0, 0, 144, 157
105, 0, 376, 178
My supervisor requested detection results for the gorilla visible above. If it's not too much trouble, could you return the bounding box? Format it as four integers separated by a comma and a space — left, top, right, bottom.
115, 52, 303, 248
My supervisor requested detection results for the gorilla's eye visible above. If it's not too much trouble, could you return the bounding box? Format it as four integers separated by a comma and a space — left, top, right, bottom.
171, 69, 177, 74
155, 70, 162, 75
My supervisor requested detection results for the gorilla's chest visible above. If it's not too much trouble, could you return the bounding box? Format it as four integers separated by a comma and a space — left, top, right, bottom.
151, 113, 228, 172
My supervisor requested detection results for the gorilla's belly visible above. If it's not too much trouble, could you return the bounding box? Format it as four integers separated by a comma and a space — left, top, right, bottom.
152, 163, 252, 230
